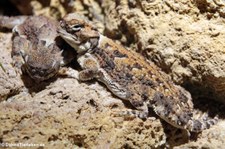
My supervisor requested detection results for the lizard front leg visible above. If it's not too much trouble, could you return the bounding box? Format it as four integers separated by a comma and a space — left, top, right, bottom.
57, 53, 98, 80
77, 53, 100, 81
11, 36, 30, 75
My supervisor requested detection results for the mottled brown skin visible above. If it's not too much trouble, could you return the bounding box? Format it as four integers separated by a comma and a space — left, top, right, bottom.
58, 13, 217, 132
2, 16, 67, 82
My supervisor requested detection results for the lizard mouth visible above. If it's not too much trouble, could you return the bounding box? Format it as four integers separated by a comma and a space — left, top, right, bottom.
58, 27, 86, 53
26, 67, 57, 82
57, 28, 80, 45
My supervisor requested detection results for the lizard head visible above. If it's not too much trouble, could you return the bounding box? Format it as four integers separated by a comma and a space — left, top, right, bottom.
58, 13, 99, 54
23, 41, 62, 82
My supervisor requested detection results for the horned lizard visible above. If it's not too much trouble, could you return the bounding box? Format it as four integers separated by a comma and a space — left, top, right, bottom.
0, 16, 74, 82
58, 13, 217, 132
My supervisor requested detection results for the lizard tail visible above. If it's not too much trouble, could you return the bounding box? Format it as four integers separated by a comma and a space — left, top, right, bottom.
0, 16, 28, 29
186, 110, 218, 132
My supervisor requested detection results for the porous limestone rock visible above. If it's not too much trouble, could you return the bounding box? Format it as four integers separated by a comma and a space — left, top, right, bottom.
0, 33, 23, 101
1, 0, 225, 148
101, 0, 225, 103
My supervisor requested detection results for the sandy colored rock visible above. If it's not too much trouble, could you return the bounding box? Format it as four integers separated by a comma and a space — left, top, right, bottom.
100, 0, 225, 103
1, 0, 225, 148
195, 0, 225, 18
174, 121, 225, 149
10, 0, 104, 21
0, 32, 166, 147
0, 78, 166, 148
0, 33, 23, 101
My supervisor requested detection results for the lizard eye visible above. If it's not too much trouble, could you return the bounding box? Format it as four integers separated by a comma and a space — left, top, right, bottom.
71, 24, 84, 31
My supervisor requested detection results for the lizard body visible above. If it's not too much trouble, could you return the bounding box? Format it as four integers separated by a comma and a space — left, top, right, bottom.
0, 16, 74, 82
58, 13, 217, 132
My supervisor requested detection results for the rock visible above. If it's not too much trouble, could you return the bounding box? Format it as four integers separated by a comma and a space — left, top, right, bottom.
0, 79, 166, 148
101, 0, 225, 103
0, 33, 23, 101
174, 121, 225, 149
2, 0, 225, 148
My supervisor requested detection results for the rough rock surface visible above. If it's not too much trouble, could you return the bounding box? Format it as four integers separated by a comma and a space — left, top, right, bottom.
0, 46, 166, 148
100, 0, 225, 103
0, 0, 225, 148
11, 0, 225, 103
0, 33, 23, 101
174, 121, 225, 149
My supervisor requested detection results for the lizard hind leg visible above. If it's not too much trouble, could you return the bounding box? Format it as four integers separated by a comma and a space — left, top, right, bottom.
130, 100, 149, 119
112, 100, 149, 120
